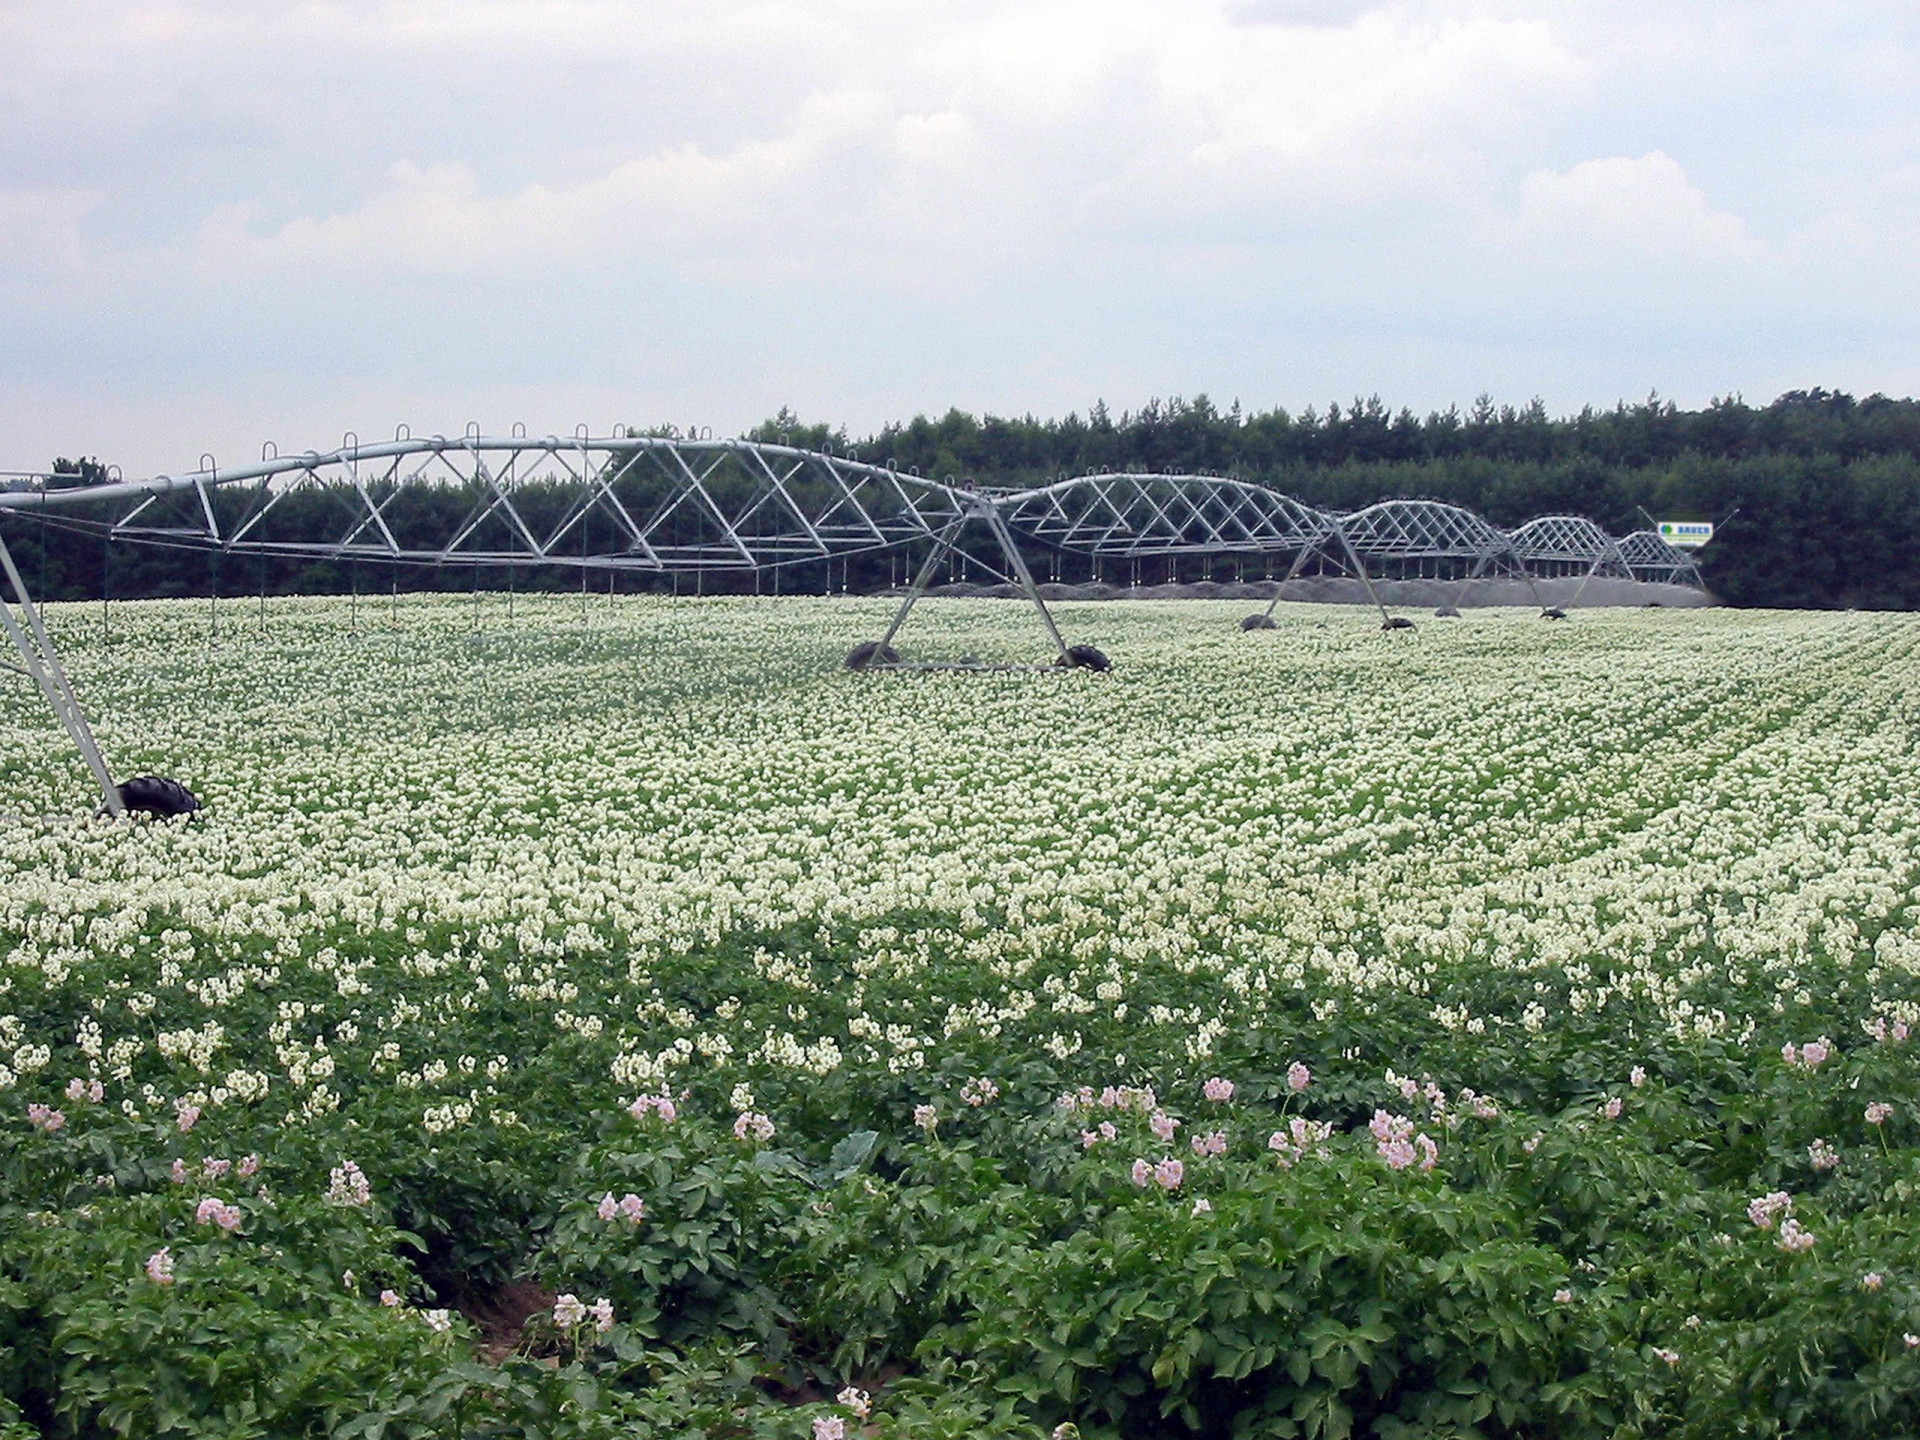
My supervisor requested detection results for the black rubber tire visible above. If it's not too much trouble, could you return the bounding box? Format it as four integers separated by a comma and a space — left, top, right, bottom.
1381, 617, 1416, 631
844, 642, 902, 670
108, 775, 202, 819
1240, 614, 1278, 631
1433, 605, 1462, 618
1541, 607, 1568, 620
1057, 644, 1112, 672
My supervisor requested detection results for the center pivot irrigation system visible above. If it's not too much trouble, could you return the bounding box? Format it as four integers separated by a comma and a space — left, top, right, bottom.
0, 428, 1702, 816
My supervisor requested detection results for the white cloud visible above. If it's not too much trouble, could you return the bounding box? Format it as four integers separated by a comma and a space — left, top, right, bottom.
178, 2, 1593, 281
1077, 9, 1585, 240
189, 89, 906, 279
0, 187, 98, 279
4, 0, 1920, 476
889, 110, 975, 172
1515, 151, 1755, 266
1176, 13, 1583, 174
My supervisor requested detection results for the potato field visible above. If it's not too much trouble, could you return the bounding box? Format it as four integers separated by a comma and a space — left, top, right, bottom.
3, 594, 1919, 1439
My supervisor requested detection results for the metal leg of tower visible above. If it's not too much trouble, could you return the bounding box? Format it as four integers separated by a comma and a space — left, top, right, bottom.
1334, 528, 1393, 626
873, 516, 966, 655
1261, 542, 1318, 620
0, 531, 123, 815
1565, 557, 1603, 611
980, 503, 1072, 665
1514, 562, 1549, 613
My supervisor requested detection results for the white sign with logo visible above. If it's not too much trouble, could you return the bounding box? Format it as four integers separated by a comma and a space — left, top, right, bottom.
1658, 521, 1713, 549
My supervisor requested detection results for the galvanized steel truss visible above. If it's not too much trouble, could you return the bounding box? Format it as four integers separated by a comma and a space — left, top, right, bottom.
2, 436, 1686, 589
0, 432, 1703, 811
1616, 529, 1705, 588
992, 473, 1328, 556
1254, 499, 1547, 625
84, 432, 968, 572
1508, 514, 1644, 608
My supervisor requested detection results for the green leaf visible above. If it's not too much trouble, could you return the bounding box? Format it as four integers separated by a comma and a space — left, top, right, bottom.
827, 1130, 881, 1180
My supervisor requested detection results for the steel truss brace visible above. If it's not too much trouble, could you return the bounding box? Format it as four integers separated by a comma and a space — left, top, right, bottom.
1563, 538, 1641, 611
855, 500, 1075, 668
0, 436, 1704, 801
0, 530, 123, 815
1254, 520, 1394, 626
1333, 524, 1394, 627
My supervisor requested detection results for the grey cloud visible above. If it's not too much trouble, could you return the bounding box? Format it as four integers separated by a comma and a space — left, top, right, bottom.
2, 0, 1919, 476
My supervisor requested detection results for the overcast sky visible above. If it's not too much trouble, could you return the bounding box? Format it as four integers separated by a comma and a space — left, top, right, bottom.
4, 0, 1919, 475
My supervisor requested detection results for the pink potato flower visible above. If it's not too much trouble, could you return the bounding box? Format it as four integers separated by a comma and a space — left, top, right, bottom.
327, 1161, 372, 1207
732, 1111, 775, 1143
592, 1191, 642, 1223
1777, 1218, 1816, 1253
194, 1197, 242, 1231
960, 1077, 999, 1107
1371, 1110, 1437, 1171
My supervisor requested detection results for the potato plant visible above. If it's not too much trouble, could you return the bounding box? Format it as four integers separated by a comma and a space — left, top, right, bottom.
3, 594, 1919, 1437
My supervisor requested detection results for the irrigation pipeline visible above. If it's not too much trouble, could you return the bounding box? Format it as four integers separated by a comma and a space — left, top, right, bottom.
0, 432, 1707, 818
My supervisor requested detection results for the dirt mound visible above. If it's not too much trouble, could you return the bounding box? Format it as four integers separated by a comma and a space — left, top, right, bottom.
911, 577, 1714, 608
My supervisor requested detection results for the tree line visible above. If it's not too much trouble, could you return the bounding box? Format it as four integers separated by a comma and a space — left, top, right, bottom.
6, 388, 1918, 610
